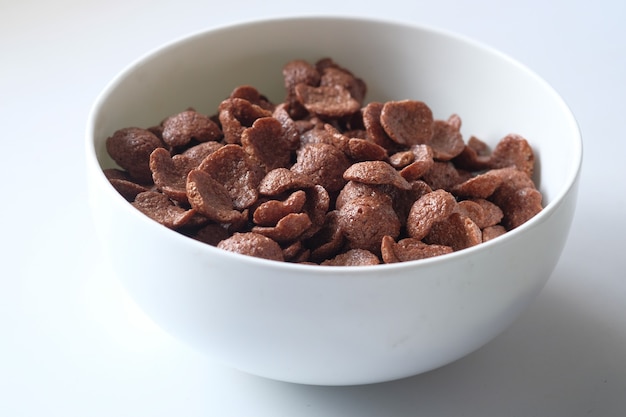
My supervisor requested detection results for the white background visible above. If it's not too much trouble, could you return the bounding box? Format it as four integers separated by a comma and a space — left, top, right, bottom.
2, 0, 625, 415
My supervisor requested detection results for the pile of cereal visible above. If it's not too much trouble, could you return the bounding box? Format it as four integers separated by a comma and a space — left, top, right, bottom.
104, 58, 543, 266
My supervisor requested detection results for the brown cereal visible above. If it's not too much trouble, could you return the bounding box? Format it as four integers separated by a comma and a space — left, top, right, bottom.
490, 166, 536, 190
362, 102, 398, 150
454, 198, 503, 229
161, 110, 223, 148
452, 135, 493, 171
381, 235, 453, 263
258, 168, 315, 196
227, 208, 250, 234
252, 190, 307, 226
197, 144, 263, 210
191, 223, 230, 246
451, 169, 504, 199
399, 144, 434, 181
336, 181, 393, 211
282, 59, 321, 119
315, 57, 347, 73
252, 212, 312, 242
430, 115, 465, 161
424, 212, 482, 251
299, 123, 340, 147
282, 240, 311, 263
488, 133, 535, 177
338, 195, 401, 254
346, 124, 368, 138
241, 117, 291, 172
380, 235, 400, 263
321, 249, 380, 266
283, 59, 321, 90
104, 169, 149, 201
453, 133, 535, 177
470, 198, 504, 228
318, 61, 367, 104
492, 185, 543, 230
131, 190, 197, 229
218, 97, 273, 144
106, 127, 163, 184
149, 147, 195, 203
306, 210, 345, 263
186, 169, 243, 224
272, 103, 301, 150
343, 160, 411, 190
293, 118, 316, 134
468, 135, 490, 156
147, 124, 164, 140
180, 141, 223, 164
486, 166, 542, 229
322, 124, 353, 152
300, 185, 331, 239
217, 232, 284, 262
453, 200, 484, 228
392, 180, 434, 225
421, 161, 471, 191
389, 150, 415, 169
105, 57, 543, 265
108, 179, 149, 201
229, 85, 274, 111
346, 138, 387, 162
103, 167, 132, 181
406, 189, 457, 240
295, 84, 361, 118
482, 225, 507, 242
291, 143, 351, 192
380, 100, 434, 146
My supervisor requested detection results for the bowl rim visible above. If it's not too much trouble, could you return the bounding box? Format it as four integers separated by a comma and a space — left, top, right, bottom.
86, 15, 583, 274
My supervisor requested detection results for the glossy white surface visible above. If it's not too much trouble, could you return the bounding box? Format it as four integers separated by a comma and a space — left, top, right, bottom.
2, 0, 625, 414
86, 17, 581, 385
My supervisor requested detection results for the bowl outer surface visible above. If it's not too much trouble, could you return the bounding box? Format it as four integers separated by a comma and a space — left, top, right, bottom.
87, 17, 582, 385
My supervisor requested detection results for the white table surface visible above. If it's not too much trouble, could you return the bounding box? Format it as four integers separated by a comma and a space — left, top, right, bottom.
2, 1, 625, 415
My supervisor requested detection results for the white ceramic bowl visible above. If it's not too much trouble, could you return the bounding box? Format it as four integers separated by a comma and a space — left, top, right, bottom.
86, 17, 582, 385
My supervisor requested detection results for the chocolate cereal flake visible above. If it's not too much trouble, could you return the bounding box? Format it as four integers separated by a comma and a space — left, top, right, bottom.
295, 84, 361, 118
186, 169, 243, 224
106, 127, 163, 184
429, 115, 465, 161
380, 100, 434, 146
343, 160, 411, 190
252, 190, 307, 226
197, 144, 263, 210
217, 232, 284, 262
258, 168, 315, 196
406, 189, 457, 241
338, 195, 401, 254
291, 143, 351, 192
131, 191, 196, 229
381, 235, 453, 263
424, 212, 482, 251
241, 117, 291, 172
161, 110, 222, 147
